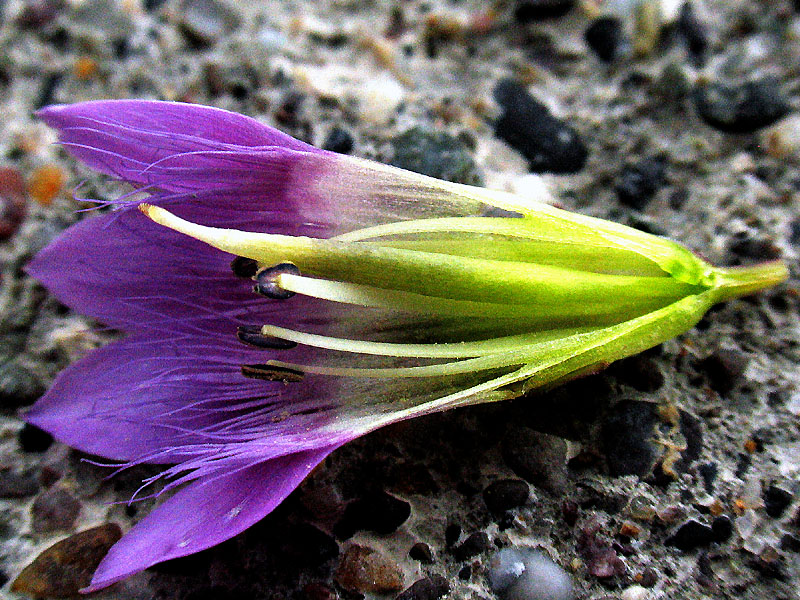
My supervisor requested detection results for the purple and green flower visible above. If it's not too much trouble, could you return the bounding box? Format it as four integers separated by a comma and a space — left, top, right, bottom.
25, 100, 786, 590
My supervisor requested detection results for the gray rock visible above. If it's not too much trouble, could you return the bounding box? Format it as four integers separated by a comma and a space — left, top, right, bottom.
390, 127, 480, 185
502, 427, 569, 494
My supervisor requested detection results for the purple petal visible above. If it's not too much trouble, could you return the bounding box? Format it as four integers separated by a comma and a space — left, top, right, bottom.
25, 327, 350, 463
83, 447, 338, 592
37, 100, 320, 180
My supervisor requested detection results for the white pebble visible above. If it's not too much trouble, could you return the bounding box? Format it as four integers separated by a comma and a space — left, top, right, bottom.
621, 584, 651, 600
489, 548, 574, 600
358, 75, 405, 126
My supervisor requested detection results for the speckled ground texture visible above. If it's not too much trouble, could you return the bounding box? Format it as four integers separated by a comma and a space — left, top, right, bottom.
1, 0, 800, 599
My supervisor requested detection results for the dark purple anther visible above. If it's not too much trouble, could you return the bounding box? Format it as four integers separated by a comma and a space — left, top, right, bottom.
253, 263, 300, 299
236, 325, 298, 349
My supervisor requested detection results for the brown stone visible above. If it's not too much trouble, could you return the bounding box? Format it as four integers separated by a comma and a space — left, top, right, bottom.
11, 524, 122, 597
334, 544, 404, 594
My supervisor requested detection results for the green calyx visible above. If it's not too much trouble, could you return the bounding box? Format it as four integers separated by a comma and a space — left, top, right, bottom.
139, 194, 786, 414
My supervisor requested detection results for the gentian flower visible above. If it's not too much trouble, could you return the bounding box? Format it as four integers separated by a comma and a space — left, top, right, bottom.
26, 100, 786, 590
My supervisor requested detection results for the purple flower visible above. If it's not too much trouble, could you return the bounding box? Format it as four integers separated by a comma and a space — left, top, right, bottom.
25, 100, 786, 590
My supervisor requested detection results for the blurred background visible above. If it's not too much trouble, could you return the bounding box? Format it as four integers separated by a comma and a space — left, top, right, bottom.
1, 1, 799, 598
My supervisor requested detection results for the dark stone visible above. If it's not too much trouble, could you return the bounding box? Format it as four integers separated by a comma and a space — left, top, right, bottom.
677, 2, 708, 63
502, 427, 569, 495
793, 218, 800, 246
0, 468, 39, 498
727, 235, 782, 262
32, 488, 81, 533
409, 542, 434, 564
445, 523, 461, 547
493, 79, 587, 174
601, 400, 658, 477
389, 127, 480, 185
693, 78, 790, 134
666, 519, 715, 551
515, 0, 575, 22
610, 355, 665, 392
0, 360, 45, 408
711, 516, 733, 543
322, 127, 354, 154
763, 485, 793, 518
698, 462, 718, 494
11, 524, 122, 597
452, 531, 491, 561
585, 16, 624, 62
395, 575, 450, 600
483, 479, 530, 513
458, 565, 471, 580
697, 350, 747, 395
616, 156, 667, 210
334, 491, 411, 539
18, 424, 53, 453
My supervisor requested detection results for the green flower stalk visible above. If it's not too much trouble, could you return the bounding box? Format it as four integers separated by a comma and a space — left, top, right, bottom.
25, 100, 786, 589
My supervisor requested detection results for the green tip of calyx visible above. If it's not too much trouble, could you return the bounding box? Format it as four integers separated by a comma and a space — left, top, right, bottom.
707, 260, 789, 303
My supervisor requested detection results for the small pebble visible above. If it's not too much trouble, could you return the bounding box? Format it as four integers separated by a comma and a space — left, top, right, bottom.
585, 16, 624, 62
637, 567, 658, 587
711, 515, 733, 543
445, 523, 462, 547
453, 531, 491, 561
727, 235, 781, 262
32, 488, 81, 533
483, 479, 530, 513
18, 423, 53, 453
493, 79, 587, 174
359, 74, 405, 126
335, 545, 404, 594
488, 548, 574, 600
322, 127, 354, 154
395, 575, 449, 600
178, 0, 241, 46
621, 584, 651, 600
577, 527, 626, 579
409, 542, 434, 564
514, 0, 575, 22
763, 485, 793, 518
390, 126, 480, 184
693, 78, 790, 134
0, 166, 28, 241
616, 156, 667, 210
28, 164, 65, 206
666, 519, 715, 551
502, 427, 569, 495
11, 524, 122, 597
